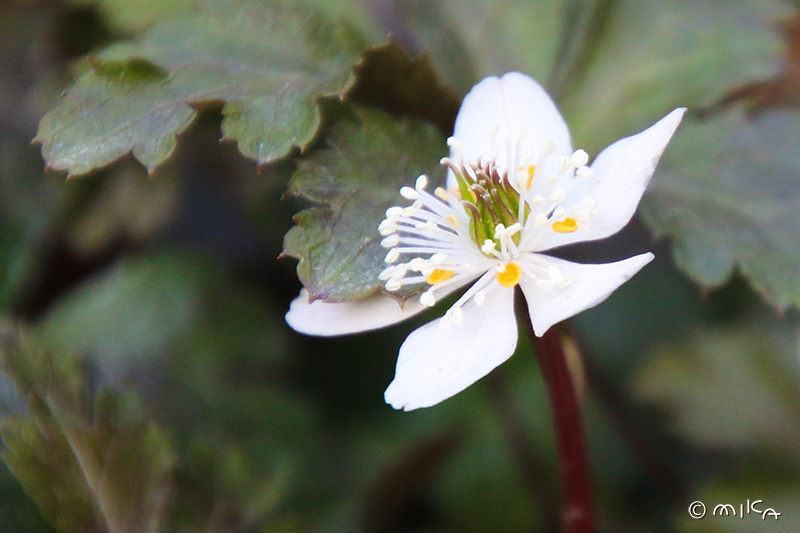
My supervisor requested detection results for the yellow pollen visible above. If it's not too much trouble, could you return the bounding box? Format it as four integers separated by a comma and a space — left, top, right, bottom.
525, 164, 536, 189
496, 262, 522, 288
426, 269, 454, 285
552, 217, 578, 233
446, 214, 460, 228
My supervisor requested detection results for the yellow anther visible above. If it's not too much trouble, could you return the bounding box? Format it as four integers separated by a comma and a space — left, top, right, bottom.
426, 269, 454, 285
496, 262, 522, 288
525, 164, 536, 189
552, 217, 578, 233
446, 214, 460, 229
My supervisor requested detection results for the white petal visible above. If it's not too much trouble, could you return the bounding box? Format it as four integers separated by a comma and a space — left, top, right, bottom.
519, 253, 654, 337
384, 286, 517, 411
449, 72, 572, 187
286, 289, 430, 336
541, 108, 685, 251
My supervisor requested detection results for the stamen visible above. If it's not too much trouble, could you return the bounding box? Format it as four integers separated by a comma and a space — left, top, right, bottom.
576, 166, 592, 179
552, 218, 578, 233
525, 164, 536, 189
378, 265, 395, 280
409, 257, 426, 271
381, 235, 400, 248
474, 291, 486, 306
496, 262, 522, 288
481, 240, 497, 255
391, 264, 408, 280
570, 149, 589, 168
378, 220, 397, 236
435, 187, 450, 201
446, 214, 460, 228
420, 289, 436, 307
384, 249, 400, 263
550, 187, 566, 203
426, 269, 454, 285
430, 253, 448, 265
385, 279, 402, 292
400, 186, 419, 200
415, 174, 428, 190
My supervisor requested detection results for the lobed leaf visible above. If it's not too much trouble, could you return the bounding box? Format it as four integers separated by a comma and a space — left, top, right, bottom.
554, 0, 800, 309
348, 40, 461, 134
283, 105, 446, 302
560, 0, 790, 152
0, 326, 175, 533
36, 0, 365, 176
642, 110, 800, 309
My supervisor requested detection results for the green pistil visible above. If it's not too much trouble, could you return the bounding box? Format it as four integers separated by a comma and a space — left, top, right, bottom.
447, 159, 531, 257
472, 178, 524, 251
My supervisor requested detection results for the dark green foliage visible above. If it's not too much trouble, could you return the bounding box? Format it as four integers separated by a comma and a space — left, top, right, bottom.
283, 105, 446, 302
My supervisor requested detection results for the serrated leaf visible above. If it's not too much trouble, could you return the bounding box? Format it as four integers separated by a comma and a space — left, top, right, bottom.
283, 105, 446, 302
36, 0, 365, 176
560, 0, 790, 152
551, 0, 800, 308
632, 321, 800, 453
642, 110, 800, 309
349, 41, 461, 134
0, 326, 175, 533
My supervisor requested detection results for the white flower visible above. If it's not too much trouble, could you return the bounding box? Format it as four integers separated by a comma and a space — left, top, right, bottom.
286, 72, 685, 411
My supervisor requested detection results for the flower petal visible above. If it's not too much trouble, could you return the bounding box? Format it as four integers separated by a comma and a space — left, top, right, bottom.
519, 253, 654, 337
286, 289, 433, 337
384, 286, 517, 411
541, 108, 685, 251
449, 72, 572, 185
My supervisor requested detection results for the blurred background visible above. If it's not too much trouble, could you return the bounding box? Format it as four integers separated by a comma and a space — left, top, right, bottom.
1, 0, 799, 531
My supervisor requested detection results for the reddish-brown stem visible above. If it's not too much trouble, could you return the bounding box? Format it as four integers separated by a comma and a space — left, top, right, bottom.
515, 288, 594, 532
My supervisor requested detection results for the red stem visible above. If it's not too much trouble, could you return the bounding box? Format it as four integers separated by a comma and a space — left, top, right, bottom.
516, 288, 594, 532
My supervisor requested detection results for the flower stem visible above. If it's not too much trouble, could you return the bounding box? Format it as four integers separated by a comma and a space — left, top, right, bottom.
515, 288, 594, 532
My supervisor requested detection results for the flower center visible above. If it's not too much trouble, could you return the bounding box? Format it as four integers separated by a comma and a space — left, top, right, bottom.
442, 159, 528, 258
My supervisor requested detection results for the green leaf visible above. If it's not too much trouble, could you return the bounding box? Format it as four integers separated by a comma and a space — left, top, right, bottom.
550, 0, 800, 308
34, 252, 203, 374
632, 320, 800, 453
283, 105, 446, 302
68, 0, 194, 34
0, 325, 176, 533
560, 0, 789, 152
642, 110, 800, 309
376, 0, 577, 95
348, 41, 461, 134
36, 0, 365, 176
